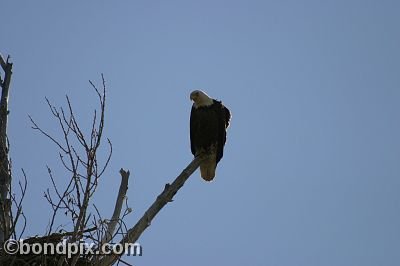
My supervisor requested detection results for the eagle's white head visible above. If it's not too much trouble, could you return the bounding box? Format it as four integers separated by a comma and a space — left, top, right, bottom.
190, 90, 213, 108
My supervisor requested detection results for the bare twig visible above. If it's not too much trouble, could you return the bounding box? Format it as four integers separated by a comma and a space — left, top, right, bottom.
9, 169, 27, 239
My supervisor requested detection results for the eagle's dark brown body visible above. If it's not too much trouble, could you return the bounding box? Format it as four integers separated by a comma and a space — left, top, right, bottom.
190, 99, 231, 181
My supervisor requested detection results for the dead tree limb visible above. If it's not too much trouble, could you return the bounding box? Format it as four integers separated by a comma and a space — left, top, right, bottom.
0, 54, 12, 244
100, 168, 130, 245
98, 155, 205, 266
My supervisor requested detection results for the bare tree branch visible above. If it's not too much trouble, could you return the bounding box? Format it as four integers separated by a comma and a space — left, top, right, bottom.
0, 54, 6, 70
98, 155, 206, 266
100, 169, 129, 245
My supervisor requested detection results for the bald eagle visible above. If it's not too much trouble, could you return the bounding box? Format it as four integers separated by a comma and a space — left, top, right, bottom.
190, 90, 231, 181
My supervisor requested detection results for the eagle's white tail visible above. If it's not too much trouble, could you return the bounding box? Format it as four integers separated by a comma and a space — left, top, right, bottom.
200, 154, 216, 181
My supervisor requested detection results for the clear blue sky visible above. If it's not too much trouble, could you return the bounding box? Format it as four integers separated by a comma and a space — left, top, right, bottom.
2, 1, 400, 265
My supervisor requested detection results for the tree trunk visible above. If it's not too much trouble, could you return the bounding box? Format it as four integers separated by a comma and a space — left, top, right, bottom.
0, 54, 12, 244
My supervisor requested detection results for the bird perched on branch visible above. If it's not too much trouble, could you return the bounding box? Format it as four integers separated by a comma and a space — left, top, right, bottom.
190, 90, 231, 181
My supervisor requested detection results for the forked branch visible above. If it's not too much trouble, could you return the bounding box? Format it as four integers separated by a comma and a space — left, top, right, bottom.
98, 155, 206, 266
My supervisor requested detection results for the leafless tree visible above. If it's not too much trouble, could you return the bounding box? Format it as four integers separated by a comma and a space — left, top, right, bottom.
0, 54, 206, 265
0, 54, 28, 246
